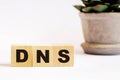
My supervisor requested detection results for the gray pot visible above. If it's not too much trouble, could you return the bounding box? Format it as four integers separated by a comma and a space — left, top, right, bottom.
80, 13, 120, 55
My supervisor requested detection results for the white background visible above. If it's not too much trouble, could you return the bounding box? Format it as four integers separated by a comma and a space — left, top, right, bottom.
0, 0, 120, 80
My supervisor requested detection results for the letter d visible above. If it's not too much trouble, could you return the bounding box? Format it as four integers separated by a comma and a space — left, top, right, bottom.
16, 49, 28, 62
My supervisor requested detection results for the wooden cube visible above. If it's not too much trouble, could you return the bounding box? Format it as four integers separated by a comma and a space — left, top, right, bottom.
52, 45, 74, 67
32, 46, 53, 67
11, 45, 33, 67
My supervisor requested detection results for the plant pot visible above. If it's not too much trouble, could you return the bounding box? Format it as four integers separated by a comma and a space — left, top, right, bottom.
80, 13, 120, 55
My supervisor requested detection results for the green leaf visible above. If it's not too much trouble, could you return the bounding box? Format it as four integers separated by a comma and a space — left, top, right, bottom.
90, 0, 103, 6
110, 4, 120, 11
101, 0, 119, 4
117, 0, 120, 3
92, 5, 108, 12
82, 7, 93, 12
74, 5, 84, 11
82, 0, 90, 2
82, 0, 91, 6
104, 3, 110, 6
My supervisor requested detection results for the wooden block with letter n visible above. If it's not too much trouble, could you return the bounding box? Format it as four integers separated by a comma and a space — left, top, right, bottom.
52, 45, 74, 67
11, 45, 33, 67
32, 46, 53, 67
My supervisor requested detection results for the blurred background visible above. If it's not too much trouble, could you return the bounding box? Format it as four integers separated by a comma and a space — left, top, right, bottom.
0, 0, 84, 63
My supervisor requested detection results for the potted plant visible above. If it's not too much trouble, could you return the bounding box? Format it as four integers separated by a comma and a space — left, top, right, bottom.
74, 0, 120, 55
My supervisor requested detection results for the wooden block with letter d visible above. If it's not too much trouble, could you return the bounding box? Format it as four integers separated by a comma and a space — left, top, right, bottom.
11, 45, 33, 67
52, 45, 74, 67
32, 46, 53, 67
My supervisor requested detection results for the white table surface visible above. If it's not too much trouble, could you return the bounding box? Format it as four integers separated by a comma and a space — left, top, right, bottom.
1, 48, 120, 80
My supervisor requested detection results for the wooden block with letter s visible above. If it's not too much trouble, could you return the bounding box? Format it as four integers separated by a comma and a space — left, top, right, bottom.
52, 45, 74, 67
